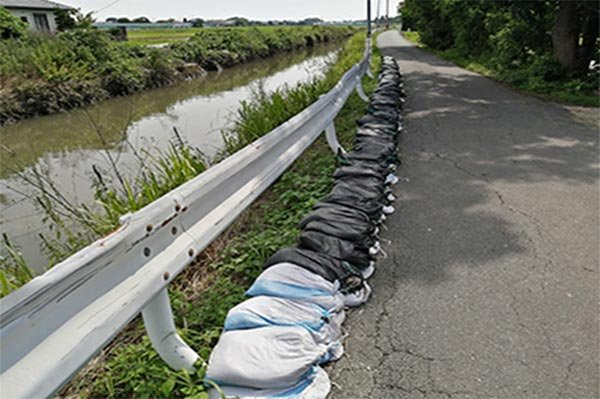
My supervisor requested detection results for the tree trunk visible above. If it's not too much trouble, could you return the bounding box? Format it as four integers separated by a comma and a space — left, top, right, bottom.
552, 0, 580, 73
578, 2, 600, 72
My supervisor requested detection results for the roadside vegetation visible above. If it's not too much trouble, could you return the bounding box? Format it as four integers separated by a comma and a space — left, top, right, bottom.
400, 0, 599, 106
33, 31, 377, 398
0, 12, 354, 125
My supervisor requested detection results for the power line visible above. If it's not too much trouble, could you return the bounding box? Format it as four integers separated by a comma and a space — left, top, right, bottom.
94, 0, 123, 14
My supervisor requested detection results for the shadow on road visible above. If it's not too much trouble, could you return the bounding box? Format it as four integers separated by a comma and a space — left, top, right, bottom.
384, 37, 598, 286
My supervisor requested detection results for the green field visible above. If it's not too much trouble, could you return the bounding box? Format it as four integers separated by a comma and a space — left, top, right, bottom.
127, 28, 205, 45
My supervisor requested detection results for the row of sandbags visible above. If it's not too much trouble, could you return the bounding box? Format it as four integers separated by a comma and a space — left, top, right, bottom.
205, 56, 405, 399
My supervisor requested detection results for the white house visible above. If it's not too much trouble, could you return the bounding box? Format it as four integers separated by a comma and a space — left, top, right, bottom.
0, 0, 72, 33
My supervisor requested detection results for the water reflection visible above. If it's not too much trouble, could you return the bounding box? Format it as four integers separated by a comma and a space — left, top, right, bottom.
0, 43, 339, 271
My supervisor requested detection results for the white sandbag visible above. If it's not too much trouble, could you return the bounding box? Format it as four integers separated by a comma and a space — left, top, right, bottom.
246, 263, 345, 312
382, 205, 395, 215
205, 326, 329, 390
224, 296, 344, 346
208, 366, 331, 399
342, 282, 372, 307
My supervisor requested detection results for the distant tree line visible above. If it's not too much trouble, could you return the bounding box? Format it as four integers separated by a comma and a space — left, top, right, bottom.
102, 16, 326, 27
400, 0, 599, 77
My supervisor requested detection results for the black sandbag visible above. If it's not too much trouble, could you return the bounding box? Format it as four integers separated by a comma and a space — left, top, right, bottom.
299, 212, 376, 240
331, 180, 388, 202
337, 155, 398, 177
370, 94, 398, 104
312, 201, 382, 224
344, 149, 399, 166
356, 125, 398, 139
367, 108, 399, 123
319, 192, 385, 219
354, 140, 397, 155
356, 119, 398, 133
356, 130, 397, 142
300, 216, 377, 246
317, 195, 384, 219
299, 209, 376, 241
299, 230, 372, 269
334, 177, 388, 197
333, 165, 386, 181
263, 247, 364, 292
355, 135, 397, 149
356, 114, 396, 128
300, 203, 374, 226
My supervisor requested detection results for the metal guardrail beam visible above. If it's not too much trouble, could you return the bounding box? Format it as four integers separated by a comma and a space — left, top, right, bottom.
0, 40, 372, 399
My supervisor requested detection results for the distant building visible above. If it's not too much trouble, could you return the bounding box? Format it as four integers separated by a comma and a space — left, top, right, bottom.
0, 0, 72, 33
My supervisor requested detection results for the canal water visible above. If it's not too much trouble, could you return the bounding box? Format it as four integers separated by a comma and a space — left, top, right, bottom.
0, 43, 340, 272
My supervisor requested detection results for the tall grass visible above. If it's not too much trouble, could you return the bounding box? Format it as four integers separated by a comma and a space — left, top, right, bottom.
0, 25, 355, 124
223, 31, 369, 154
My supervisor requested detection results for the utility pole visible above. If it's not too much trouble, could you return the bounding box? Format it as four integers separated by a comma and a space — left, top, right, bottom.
385, 0, 390, 28
367, 0, 371, 37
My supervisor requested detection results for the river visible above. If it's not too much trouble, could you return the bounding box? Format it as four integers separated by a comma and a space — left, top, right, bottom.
0, 43, 340, 273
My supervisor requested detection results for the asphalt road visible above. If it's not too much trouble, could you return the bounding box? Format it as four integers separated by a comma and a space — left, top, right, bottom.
329, 31, 599, 399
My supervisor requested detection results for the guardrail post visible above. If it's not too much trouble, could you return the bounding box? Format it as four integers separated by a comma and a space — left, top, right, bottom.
355, 77, 369, 102
141, 288, 199, 370
325, 122, 345, 155
366, 64, 375, 79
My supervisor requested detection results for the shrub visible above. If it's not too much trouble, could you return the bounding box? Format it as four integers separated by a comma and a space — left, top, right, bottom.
0, 26, 355, 124
142, 48, 176, 87
101, 58, 145, 96
0, 6, 26, 39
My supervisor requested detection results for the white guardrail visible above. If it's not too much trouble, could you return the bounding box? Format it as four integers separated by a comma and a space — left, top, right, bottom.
0, 39, 372, 399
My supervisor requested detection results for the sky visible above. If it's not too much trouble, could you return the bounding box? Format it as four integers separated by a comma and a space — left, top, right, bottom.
59, 0, 399, 22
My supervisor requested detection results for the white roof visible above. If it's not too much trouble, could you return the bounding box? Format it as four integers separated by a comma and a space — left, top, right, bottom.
0, 0, 72, 10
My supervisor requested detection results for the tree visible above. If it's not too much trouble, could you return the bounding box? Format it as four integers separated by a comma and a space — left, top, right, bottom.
190, 18, 204, 28
117, 17, 130, 23
552, 0, 580, 73
300, 17, 323, 26
74, 11, 95, 29
106, 17, 118, 23
551, 0, 600, 75
399, 0, 599, 77
132, 16, 151, 23
54, 8, 77, 31
0, 6, 26, 38
578, 1, 600, 70
227, 17, 249, 26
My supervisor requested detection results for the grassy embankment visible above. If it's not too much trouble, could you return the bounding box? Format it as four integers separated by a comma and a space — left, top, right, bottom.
0, 25, 354, 125
39, 31, 380, 398
402, 30, 598, 107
